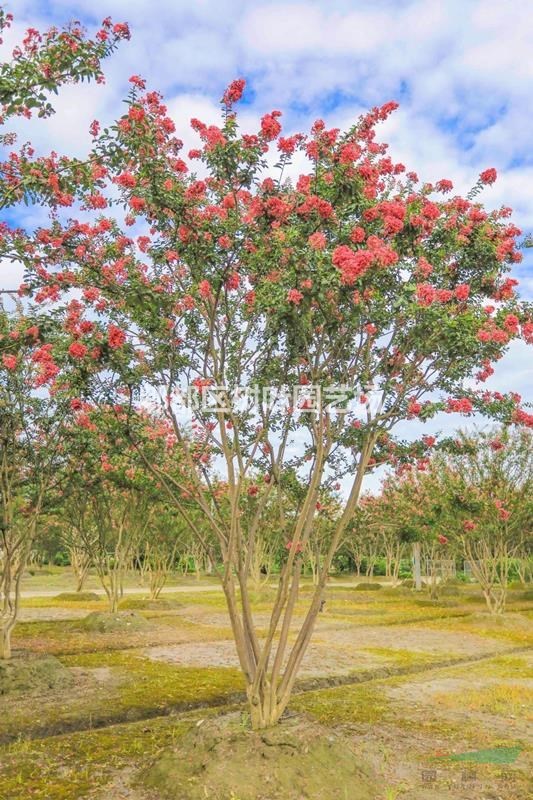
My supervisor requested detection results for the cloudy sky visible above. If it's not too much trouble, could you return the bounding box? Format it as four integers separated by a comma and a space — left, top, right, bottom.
2, 0, 532, 488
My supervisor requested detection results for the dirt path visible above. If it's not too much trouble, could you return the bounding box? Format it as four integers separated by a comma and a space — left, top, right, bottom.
19, 583, 224, 599
18, 579, 392, 600
143, 625, 515, 677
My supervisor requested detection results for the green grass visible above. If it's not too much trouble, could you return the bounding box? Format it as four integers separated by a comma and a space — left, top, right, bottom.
292, 681, 390, 725
442, 654, 532, 680
424, 614, 533, 646
360, 646, 443, 667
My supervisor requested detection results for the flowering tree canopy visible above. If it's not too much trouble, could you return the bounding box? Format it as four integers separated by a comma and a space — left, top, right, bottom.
0, 7, 129, 658
1, 32, 533, 721
0, 8, 129, 209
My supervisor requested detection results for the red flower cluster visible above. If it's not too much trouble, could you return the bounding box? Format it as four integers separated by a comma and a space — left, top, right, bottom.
108, 325, 126, 349
68, 341, 88, 359
287, 288, 303, 305
407, 399, 422, 417
332, 239, 397, 286
260, 111, 282, 141
308, 231, 327, 250
447, 398, 473, 414
2, 354, 17, 370
222, 78, 245, 105
285, 540, 304, 553
479, 168, 497, 185
198, 280, 212, 299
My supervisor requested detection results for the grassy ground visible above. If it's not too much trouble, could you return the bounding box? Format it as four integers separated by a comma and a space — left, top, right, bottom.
0, 568, 531, 799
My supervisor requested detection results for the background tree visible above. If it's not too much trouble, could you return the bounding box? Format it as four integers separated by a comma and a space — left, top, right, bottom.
0, 305, 77, 657
0, 8, 128, 655
374, 428, 532, 610
432, 428, 532, 612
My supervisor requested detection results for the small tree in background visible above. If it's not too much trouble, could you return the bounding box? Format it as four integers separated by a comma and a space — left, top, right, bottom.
0, 306, 75, 657
433, 428, 532, 612
375, 428, 532, 610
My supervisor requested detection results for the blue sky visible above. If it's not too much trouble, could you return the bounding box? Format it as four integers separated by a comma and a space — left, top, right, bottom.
2, 0, 532, 489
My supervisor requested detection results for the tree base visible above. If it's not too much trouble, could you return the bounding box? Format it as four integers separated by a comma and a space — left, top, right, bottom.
142, 712, 376, 799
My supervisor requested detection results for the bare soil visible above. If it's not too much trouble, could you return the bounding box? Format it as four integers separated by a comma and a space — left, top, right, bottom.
144, 623, 511, 678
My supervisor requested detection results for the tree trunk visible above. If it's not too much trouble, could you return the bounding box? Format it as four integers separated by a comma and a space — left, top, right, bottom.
412, 541, 422, 591
70, 549, 91, 592
483, 586, 506, 615
0, 622, 13, 660
1, 539, 27, 660
107, 583, 119, 613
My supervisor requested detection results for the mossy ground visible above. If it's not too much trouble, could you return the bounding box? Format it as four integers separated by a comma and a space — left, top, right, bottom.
0, 570, 530, 799
0, 651, 244, 741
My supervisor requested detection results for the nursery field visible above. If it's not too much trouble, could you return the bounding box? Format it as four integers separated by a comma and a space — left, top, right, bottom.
0, 568, 531, 800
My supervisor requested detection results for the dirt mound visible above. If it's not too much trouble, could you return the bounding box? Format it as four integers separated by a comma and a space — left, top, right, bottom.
119, 597, 181, 611
401, 579, 427, 589
142, 712, 376, 800
54, 591, 101, 602
439, 585, 462, 597
354, 582, 382, 591
0, 654, 74, 695
74, 610, 149, 633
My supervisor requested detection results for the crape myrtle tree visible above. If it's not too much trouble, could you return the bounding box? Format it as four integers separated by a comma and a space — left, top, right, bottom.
377, 427, 533, 610
425, 428, 532, 613
0, 304, 84, 658
7, 67, 533, 726
59, 406, 190, 612
370, 466, 457, 597
343, 500, 383, 578
139, 506, 184, 599
360, 490, 410, 584
58, 493, 96, 592
341, 513, 368, 577
0, 9, 129, 657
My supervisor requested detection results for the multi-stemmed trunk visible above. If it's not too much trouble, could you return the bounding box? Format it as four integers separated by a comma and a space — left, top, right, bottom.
412, 541, 422, 590
214, 440, 376, 729
483, 586, 507, 614
249, 537, 274, 592
69, 545, 91, 593
383, 538, 403, 586
95, 546, 131, 613
1, 518, 38, 660
147, 547, 179, 600
461, 532, 514, 616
